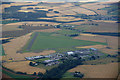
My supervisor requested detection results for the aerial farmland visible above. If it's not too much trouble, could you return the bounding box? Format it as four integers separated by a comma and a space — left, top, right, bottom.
1, 0, 119, 79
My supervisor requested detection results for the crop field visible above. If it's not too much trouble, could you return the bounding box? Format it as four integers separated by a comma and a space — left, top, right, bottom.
74, 35, 106, 43
83, 57, 118, 65
73, 21, 118, 33
74, 34, 118, 55
55, 29, 80, 35
2, 68, 36, 79
22, 32, 106, 53
34, 28, 61, 32
3, 61, 46, 74
0, 45, 6, 56
2, 32, 56, 61
80, 2, 109, 15
2, 32, 32, 61
68, 63, 118, 78
2, 1, 119, 79
85, 22, 118, 32
2, 21, 60, 32
53, 17, 83, 22
76, 45, 106, 49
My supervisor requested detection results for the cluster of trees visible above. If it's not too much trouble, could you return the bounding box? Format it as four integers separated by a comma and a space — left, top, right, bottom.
68, 34, 79, 37
42, 58, 83, 79
16, 72, 27, 75
74, 71, 84, 78
32, 72, 43, 77
29, 62, 34, 66
2, 39, 10, 44
54, 11, 59, 13
81, 23, 98, 26
106, 3, 120, 14
27, 7, 34, 9
64, 34, 79, 37
48, 9, 54, 11
29, 62, 38, 66
3, 11, 47, 20
3, 5, 47, 21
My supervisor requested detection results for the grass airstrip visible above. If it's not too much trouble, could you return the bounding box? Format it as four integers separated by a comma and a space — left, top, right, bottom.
22, 32, 106, 53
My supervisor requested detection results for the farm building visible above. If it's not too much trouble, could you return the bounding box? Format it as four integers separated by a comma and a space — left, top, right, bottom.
67, 51, 74, 55
25, 55, 45, 60
46, 61, 60, 66
89, 48, 97, 51
43, 60, 55, 63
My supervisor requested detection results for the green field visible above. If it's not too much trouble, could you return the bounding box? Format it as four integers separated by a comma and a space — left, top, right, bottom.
62, 72, 74, 78
1, 20, 21, 24
0, 45, 6, 56
56, 29, 80, 35
2, 69, 36, 80
100, 4, 119, 16
22, 32, 106, 53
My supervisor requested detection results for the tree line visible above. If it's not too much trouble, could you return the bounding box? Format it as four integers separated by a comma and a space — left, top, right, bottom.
39, 58, 83, 79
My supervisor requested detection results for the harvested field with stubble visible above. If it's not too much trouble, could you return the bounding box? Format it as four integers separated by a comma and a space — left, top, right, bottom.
68, 63, 119, 78
71, 7, 96, 15
74, 35, 106, 43
2, 32, 33, 61
53, 17, 83, 22
2, 24, 23, 31
3, 61, 46, 74
76, 45, 107, 49
85, 22, 118, 33
3, 21, 60, 30
2, 21, 61, 37
2, 2, 39, 12
74, 35, 118, 49
80, 2, 109, 15
2, 32, 56, 61
74, 34, 118, 55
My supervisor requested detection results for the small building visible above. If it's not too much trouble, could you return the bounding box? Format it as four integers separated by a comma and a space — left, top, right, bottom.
43, 60, 55, 63
25, 55, 45, 60
90, 48, 97, 51
67, 51, 74, 55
